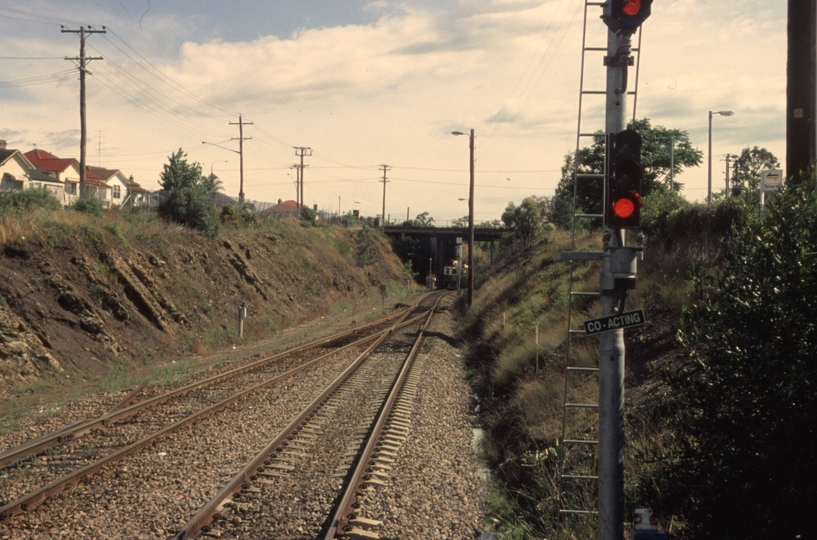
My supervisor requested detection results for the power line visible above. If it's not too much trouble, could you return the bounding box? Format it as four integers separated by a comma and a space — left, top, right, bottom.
99, 32, 236, 121
0, 56, 64, 60
0, 69, 76, 88
0, 5, 101, 26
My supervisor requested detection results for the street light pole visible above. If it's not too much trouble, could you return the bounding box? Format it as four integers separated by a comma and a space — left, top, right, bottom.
452, 129, 475, 308
669, 135, 688, 191
708, 110, 734, 204
210, 160, 228, 175
724, 153, 739, 196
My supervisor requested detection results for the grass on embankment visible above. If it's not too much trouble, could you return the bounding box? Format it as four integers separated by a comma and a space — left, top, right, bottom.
459, 228, 703, 539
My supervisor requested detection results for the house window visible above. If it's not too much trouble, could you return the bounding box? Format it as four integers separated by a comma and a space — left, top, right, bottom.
112, 185, 121, 199
66, 183, 76, 195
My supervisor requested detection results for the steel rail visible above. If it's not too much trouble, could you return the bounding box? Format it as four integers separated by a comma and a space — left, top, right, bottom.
322, 295, 441, 539
172, 308, 419, 539
0, 305, 413, 470
0, 309, 426, 519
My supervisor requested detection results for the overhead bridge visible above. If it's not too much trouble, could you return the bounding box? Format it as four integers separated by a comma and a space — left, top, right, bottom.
382, 225, 506, 242
382, 225, 508, 280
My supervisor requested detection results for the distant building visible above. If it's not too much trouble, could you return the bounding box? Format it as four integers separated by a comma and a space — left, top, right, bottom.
260, 199, 301, 218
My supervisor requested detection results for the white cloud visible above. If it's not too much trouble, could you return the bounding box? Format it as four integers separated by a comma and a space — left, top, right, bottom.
0, 0, 790, 220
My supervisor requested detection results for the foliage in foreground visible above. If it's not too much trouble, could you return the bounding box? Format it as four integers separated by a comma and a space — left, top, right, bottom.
655, 178, 817, 539
0, 189, 62, 214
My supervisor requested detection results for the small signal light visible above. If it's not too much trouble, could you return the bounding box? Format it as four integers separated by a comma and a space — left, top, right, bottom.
623, 0, 641, 16
603, 0, 652, 34
605, 130, 643, 229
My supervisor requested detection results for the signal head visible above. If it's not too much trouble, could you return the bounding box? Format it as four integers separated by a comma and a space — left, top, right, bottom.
603, 0, 652, 34
605, 129, 643, 229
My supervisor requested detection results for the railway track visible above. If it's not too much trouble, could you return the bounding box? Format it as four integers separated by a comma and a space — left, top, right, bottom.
0, 300, 430, 523
174, 293, 442, 539
0, 289, 489, 539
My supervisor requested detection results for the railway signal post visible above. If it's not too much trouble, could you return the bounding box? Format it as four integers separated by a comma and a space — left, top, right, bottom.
553, 2, 651, 537
599, 2, 650, 539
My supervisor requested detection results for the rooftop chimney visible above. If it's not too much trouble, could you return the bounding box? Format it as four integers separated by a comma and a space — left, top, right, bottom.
0, 140, 6, 150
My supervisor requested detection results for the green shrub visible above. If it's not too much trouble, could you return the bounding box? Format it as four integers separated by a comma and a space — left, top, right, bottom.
0, 189, 62, 213
355, 226, 375, 266
157, 188, 220, 237
300, 207, 318, 228
655, 179, 817, 538
219, 204, 238, 226
239, 205, 257, 226
71, 197, 104, 217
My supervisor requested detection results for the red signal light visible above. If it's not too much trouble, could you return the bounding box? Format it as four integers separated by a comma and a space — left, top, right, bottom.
612, 191, 641, 219
623, 0, 641, 16
603, 0, 651, 34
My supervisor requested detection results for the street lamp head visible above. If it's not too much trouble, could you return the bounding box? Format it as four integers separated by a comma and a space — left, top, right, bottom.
718, 110, 734, 117
458, 198, 468, 201
452, 131, 465, 136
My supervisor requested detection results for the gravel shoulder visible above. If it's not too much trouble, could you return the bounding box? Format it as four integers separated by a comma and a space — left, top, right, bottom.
368, 300, 487, 539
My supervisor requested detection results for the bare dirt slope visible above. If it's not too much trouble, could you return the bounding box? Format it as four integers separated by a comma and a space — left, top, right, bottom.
0, 215, 408, 395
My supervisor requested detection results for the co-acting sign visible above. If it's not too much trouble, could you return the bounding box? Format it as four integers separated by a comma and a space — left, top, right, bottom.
584, 309, 646, 336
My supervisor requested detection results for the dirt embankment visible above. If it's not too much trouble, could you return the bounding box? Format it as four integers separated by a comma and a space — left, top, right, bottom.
0, 217, 408, 394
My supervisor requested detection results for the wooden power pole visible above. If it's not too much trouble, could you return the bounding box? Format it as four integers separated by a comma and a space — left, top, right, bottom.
230, 116, 252, 205
294, 147, 312, 209
787, 0, 817, 183
62, 25, 105, 198
380, 164, 391, 229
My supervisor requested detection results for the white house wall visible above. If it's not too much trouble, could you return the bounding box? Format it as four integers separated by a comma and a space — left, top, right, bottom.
0, 156, 29, 192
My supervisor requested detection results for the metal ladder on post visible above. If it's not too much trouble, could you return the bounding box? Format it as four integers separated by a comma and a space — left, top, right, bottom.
556, 0, 643, 525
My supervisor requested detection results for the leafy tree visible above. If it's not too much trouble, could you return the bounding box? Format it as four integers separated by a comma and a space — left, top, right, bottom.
414, 211, 434, 227
158, 187, 219, 237
200, 172, 224, 194
656, 176, 817, 538
452, 215, 469, 228
159, 149, 204, 192
501, 196, 551, 256
730, 146, 780, 191
550, 118, 702, 229
390, 232, 432, 283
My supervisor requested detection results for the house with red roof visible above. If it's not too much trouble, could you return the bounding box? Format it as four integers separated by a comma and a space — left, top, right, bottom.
87, 166, 128, 207
260, 199, 302, 218
1, 140, 64, 199
23, 148, 81, 206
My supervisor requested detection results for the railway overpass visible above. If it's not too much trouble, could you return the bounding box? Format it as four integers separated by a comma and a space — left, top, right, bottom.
382, 225, 508, 282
